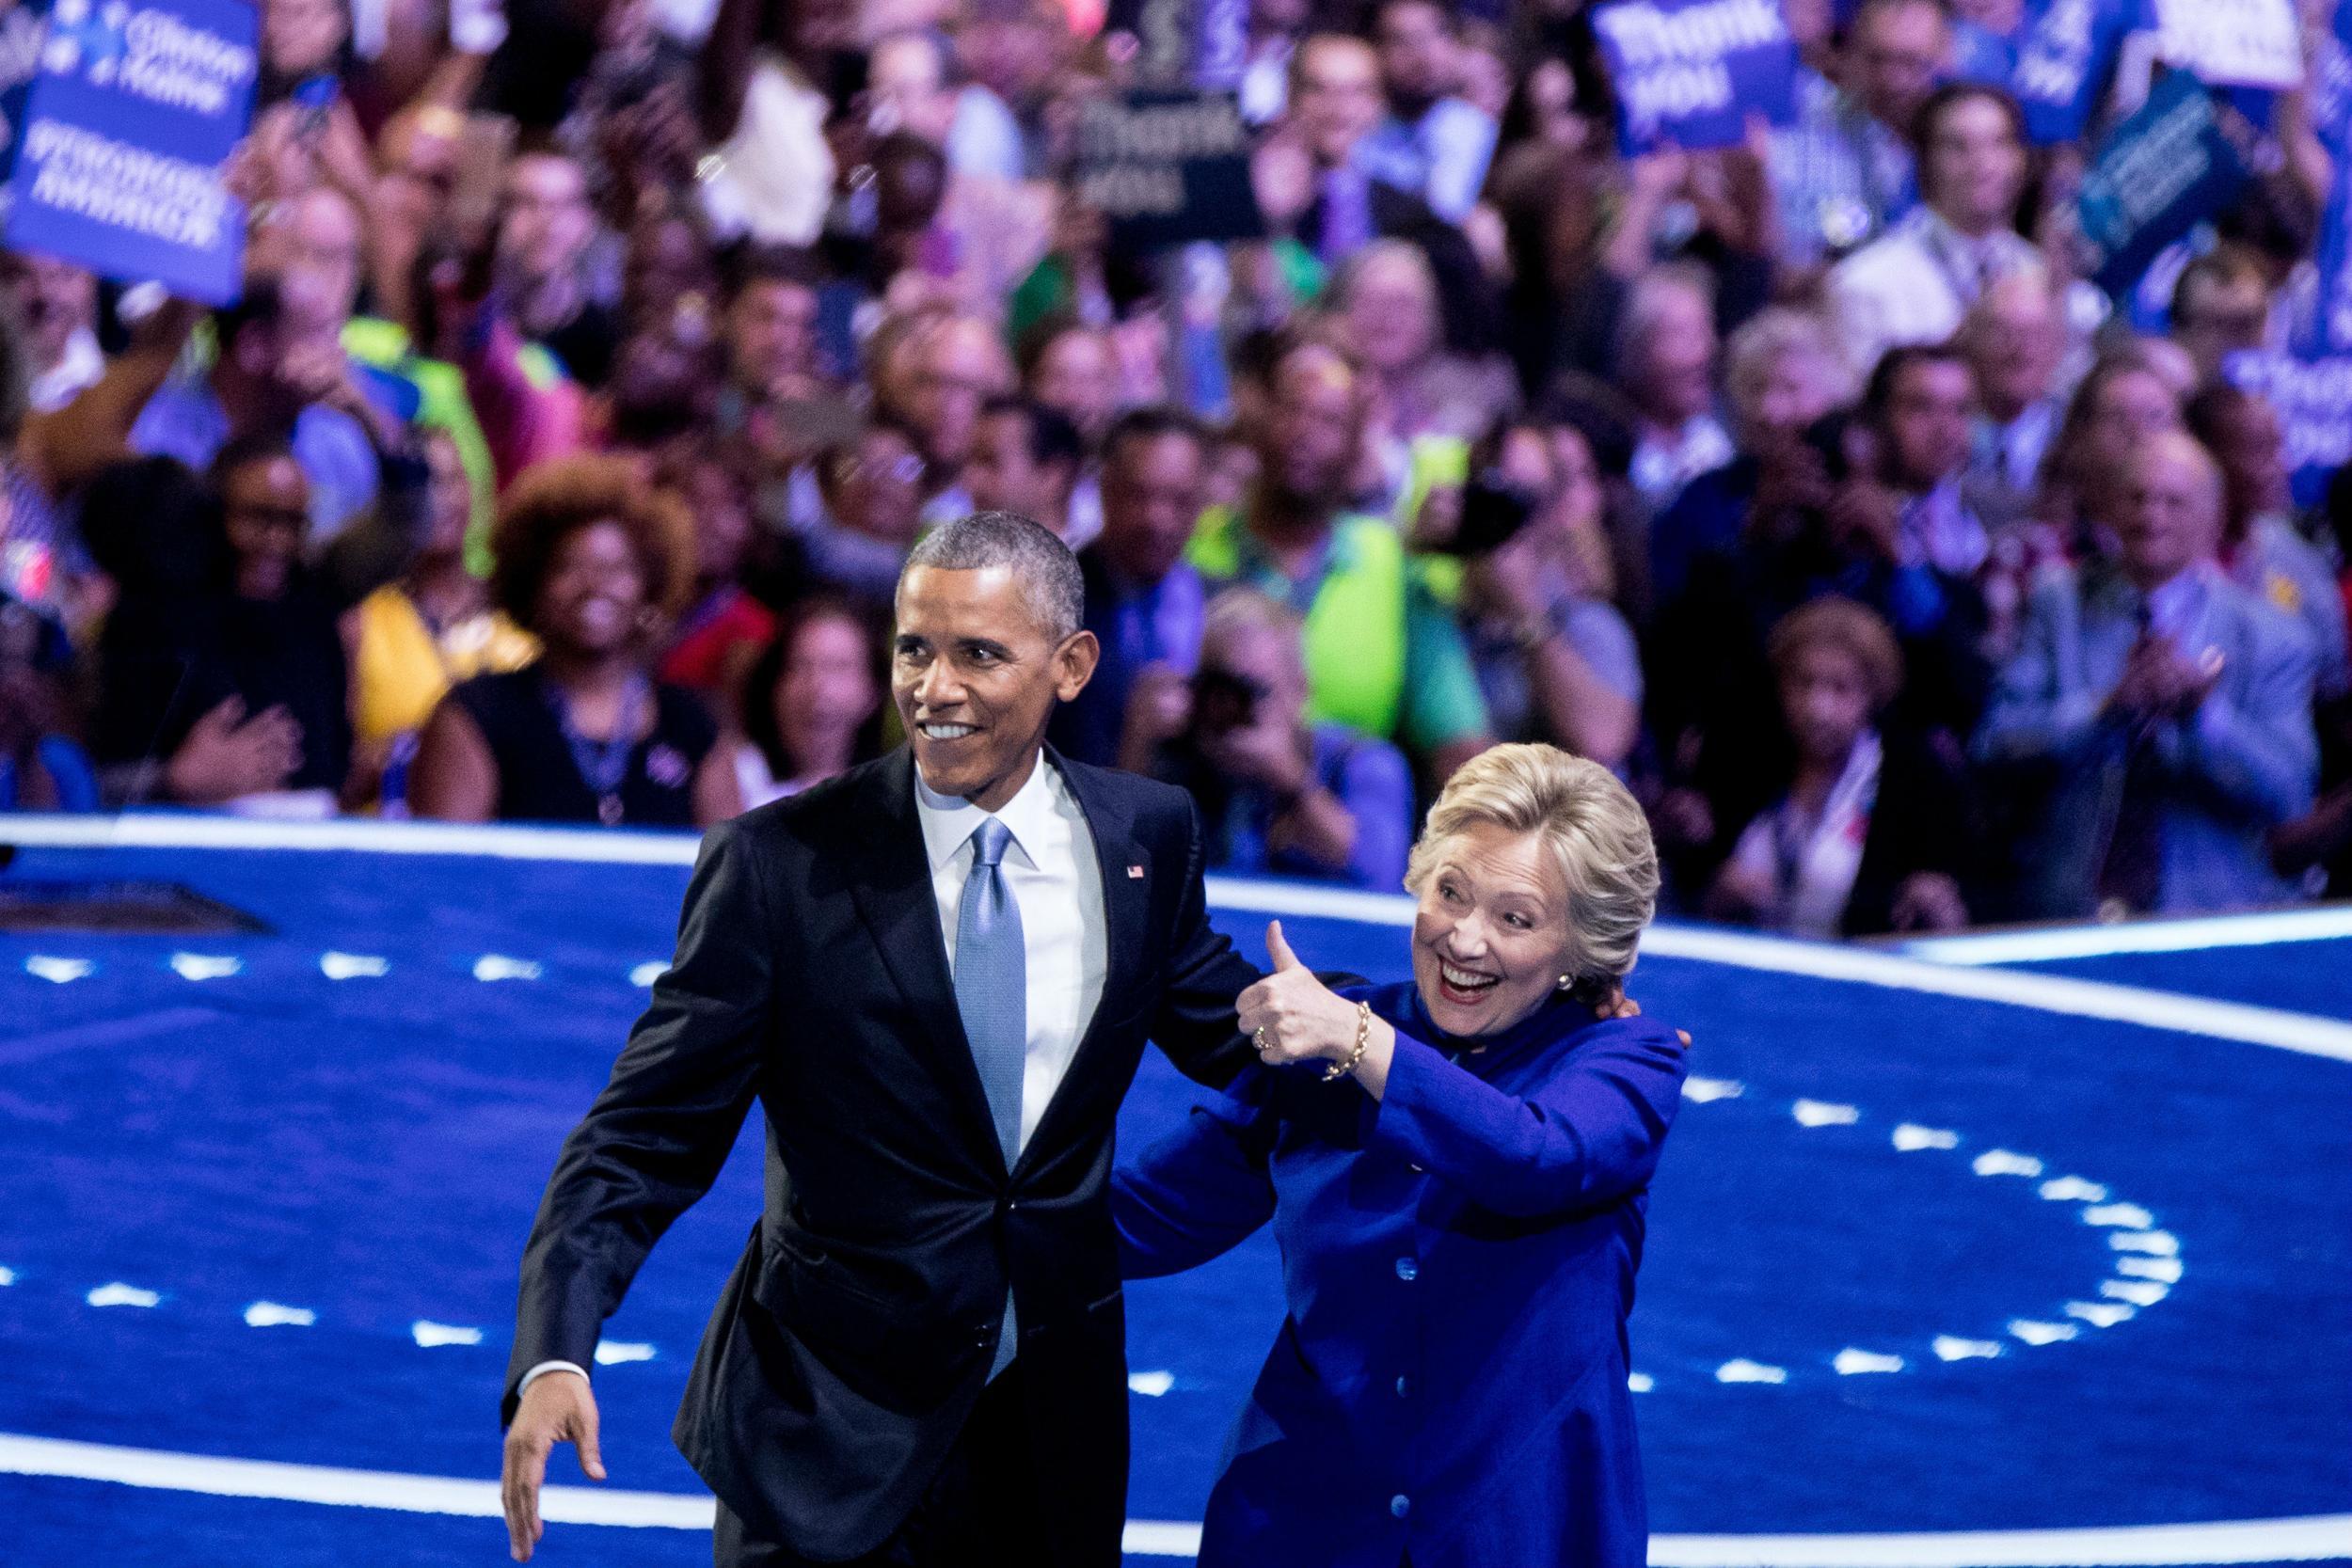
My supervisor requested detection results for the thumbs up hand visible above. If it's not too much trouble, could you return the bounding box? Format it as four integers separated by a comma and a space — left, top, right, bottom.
1238, 921, 1370, 1074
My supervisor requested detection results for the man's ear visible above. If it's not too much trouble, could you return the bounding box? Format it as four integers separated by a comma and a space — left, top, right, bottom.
1054, 628, 1101, 703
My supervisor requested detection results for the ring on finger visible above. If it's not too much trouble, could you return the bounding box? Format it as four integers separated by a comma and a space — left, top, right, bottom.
1252, 1025, 1272, 1053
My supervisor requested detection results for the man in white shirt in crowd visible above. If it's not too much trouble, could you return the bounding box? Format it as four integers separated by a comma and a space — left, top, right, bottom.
1829, 80, 2042, 380
1620, 264, 1735, 510
1773, 0, 1952, 268
0, 251, 103, 414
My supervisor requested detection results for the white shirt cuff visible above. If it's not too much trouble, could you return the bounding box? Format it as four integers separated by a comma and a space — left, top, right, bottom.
517, 1359, 590, 1396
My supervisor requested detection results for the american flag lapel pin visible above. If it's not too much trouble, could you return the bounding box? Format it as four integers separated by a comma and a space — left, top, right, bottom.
1127, 864, 1146, 879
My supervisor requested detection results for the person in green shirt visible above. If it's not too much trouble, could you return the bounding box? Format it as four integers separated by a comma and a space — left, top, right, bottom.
343, 316, 500, 575
1187, 327, 1492, 782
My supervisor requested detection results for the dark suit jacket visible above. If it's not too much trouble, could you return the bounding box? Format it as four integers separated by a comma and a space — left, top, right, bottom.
503, 746, 1263, 1565
1839, 729, 1982, 937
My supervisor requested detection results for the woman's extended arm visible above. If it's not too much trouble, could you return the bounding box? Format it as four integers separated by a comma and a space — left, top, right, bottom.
1368, 1020, 1687, 1218
1110, 1076, 1279, 1281
410, 694, 498, 820
22, 297, 201, 494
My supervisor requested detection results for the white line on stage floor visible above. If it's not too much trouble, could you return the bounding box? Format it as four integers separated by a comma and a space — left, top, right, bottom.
8, 808, 2346, 966
1899, 907, 2352, 966
0, 813, 707, 864
4, 1433, 2347, 1565
1655, 1516, 2352, 1566
11, 815, 2348, 1061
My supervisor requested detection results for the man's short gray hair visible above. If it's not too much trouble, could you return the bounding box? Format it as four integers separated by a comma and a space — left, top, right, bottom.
900, 511, 1085, 641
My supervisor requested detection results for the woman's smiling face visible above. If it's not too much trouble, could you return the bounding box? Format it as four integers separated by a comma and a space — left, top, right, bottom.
536, 521, 646, 657
1411, 820, 1579, 1038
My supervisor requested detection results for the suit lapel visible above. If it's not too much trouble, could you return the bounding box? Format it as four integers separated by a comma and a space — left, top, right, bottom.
1015, 751, 1148, 1176
847, 748, 1007, 1173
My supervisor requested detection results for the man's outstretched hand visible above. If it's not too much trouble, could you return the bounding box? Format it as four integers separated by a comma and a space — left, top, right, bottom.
501, 1371, 605, 1560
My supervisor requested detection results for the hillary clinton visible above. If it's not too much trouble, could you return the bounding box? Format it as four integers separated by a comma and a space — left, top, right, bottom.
1112, 743, 1688, 1568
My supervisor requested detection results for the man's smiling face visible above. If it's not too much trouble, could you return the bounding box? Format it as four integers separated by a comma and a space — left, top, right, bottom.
892, 564, 1096, 812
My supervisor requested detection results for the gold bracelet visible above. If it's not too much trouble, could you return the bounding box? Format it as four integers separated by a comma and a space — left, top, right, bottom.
1322, 1001, 1372, 1083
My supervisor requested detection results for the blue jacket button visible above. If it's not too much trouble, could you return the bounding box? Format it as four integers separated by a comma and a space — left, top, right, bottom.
1391, 1494, 1411, 1519
1395, 1257, 1419, 1282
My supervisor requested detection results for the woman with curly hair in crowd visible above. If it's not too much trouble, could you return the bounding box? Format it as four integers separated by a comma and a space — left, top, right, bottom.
409, 453, 740, 828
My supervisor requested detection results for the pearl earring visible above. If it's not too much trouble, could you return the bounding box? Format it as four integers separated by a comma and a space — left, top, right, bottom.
1556, 975, 1573, 990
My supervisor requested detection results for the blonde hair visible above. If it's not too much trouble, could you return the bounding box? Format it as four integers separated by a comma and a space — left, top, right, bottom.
1404, 744, 1660, 994
1201, 585, 1304, 645
1724, 307, 1854, 411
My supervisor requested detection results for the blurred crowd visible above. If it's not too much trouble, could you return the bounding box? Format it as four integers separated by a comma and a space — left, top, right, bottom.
3, 0, 2349, 939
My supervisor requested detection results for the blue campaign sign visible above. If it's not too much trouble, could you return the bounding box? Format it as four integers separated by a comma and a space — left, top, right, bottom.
1592, 0, 1796, 156
2012, 0, 2152, 146
2224, 351, 2352, 507
2309, 154, 2352, 356
2305, 5, 2352, 356
2312, 0, 2352, 158
0, 0, 55, 194
2075, 71, 2254, 299
2265, 61, 2352, 500
3, 0, 257, 304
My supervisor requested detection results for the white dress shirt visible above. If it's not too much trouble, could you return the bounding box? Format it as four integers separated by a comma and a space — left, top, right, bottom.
520, 752, 1107, 1400
914, 752, 1109, 1154
1970, 399, 2058, 498
698, 53, 835, 245
1827, 209, 2042, 378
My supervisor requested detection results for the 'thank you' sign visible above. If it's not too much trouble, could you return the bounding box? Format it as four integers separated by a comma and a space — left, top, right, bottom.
1073, 90, 1263, 253
4, 0, 258, 304
1592, 0, 1797, 155
2012, 0, 2152, 145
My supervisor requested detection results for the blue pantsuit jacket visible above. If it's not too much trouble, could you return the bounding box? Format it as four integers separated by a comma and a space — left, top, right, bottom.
1111, 981, 1689, 1568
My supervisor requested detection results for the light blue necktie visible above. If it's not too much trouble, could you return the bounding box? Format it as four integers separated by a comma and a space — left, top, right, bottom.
954, 816, 1025, 1377
955, 816, 1026, 1164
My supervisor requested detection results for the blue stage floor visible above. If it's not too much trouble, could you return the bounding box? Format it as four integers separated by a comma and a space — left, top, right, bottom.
1, 817, 2347, 1567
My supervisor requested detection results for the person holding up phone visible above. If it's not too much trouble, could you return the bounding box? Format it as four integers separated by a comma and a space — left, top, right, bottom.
1448, 418, 1643, 774
250, 0, 373, 217
1148, 587, 1413, 891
